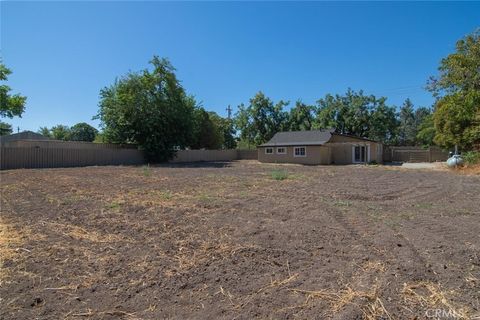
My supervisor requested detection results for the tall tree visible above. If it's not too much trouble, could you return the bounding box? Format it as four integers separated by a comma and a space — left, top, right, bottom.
416, 114, 436, 146
368, 102, 399, 145
314, 89, 398, 143
0, 63, 26, 119
96, 56, 195, 161
235, 103, 255, 148
50, 125, 71, 140
38, 126, 52, 138
70, 122, 98, 142
428, 30, 480, 150
0, 62, 26, 134
287, 101, 315, 131
191, 108, 223, 149
208, 111, 237, 149
398, 98, 416, 145
432, 91, 480, 148
234, 92, 288, 146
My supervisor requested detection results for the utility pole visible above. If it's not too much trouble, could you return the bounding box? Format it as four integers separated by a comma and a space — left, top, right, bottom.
17, 126, 20, 133
226, 105, 232, 120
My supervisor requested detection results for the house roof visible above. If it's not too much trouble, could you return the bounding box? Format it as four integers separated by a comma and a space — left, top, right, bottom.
259, 129, 335, 147
259, 129, 378, 147
0, 131, 50, 143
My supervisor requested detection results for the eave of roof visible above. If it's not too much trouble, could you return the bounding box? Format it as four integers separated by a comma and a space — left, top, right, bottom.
259, 142, 325, 147
331, 133, 379, 143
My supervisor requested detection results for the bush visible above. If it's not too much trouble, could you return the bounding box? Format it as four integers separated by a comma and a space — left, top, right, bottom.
271, 169, 288, 180
142, 164, 151, 177
463, 151, 480, 165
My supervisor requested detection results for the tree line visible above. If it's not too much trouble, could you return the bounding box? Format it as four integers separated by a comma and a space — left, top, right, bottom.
1, 30, 478, 161
235, 91, 432, 148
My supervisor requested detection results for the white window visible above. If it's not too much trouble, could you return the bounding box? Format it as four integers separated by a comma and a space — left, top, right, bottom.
265, 147, 274, 154
294, 146, 306, 157
277, 147, 286, 154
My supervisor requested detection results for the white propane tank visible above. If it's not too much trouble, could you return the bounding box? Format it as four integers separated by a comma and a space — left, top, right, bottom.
447, 154, 464, 168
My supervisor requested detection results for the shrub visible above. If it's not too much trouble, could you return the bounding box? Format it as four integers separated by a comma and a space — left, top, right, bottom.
463, 151, 480, 165
271, 169, 288, 180
142, 164, 151, 177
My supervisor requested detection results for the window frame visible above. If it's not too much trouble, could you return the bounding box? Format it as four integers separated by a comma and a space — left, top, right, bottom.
293, 146, 307, 157
265, 147, 274, 155
352, 144, 370, 163
276, 147, 286, 154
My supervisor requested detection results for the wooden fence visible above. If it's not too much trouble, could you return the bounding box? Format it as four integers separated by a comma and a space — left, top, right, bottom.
0, 140, 259, 170
383, 146, 449, 163
0, 145, 145, 170
170, 149, 257, 163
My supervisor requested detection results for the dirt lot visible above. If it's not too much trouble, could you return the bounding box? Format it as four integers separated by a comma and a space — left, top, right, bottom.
1, 161, 479, 319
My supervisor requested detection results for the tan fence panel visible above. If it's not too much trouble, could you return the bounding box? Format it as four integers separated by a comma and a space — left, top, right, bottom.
169, 149, 258, 163
1, 140, 136, 149
237, 149, 258, 160
0, 147, 145, 170
170, 150, 238, 163
383, 146, 449, 163
1, 143, 259, 169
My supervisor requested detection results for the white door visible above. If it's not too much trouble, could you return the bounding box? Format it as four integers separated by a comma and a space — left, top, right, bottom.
352, 145, 370, 163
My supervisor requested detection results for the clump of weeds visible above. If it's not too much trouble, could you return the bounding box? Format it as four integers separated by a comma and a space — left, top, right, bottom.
142, 164, 151, 177
271, 169, 289, 181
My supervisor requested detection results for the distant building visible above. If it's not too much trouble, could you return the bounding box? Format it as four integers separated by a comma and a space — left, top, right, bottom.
258, 129, 383, 165
0, 131, 51, 144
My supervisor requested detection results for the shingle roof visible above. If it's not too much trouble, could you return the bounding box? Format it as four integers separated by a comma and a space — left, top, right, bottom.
0, 131, 50, 143
259, 129, 335, 147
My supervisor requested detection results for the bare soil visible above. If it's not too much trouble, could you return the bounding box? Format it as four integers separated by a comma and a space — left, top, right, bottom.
1, 161, 479, 319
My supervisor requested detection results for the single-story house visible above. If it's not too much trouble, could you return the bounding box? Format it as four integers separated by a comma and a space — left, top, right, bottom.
0, 131, 50, 143
258, 129, 383, 165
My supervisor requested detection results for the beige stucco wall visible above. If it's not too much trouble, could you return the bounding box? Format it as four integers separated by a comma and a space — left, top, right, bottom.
327, 135, 383, 164
257, 135, 383, 165
258, 145, 331, 165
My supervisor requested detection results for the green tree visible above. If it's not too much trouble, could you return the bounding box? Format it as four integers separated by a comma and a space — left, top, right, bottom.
208, 111, 237, 149
428, 30, 480, 150
96, 56, 195, 161
416, 114, 436, 146
38, 126, 52, 138
234, 92, 288, 146
1, 62, 26, 135
50, 125, 71, 140
234, 103, 255, 148
314, 89, 398, 143
433, 91, 480, 148
398, 98, 416, 145
191, 108, 223, 149
0, 121, 12, 135
287, 101, 315, 131
70, 122, 98, 142
368, 102, 399, 145
0, 63, 26, 119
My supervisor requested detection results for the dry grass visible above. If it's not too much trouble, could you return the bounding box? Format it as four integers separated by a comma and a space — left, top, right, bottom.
257, 273, 299, 293
44, 221, 134, 243
402, 281, 473, 319
457, 163, 480, 175
0, 218, 23, 262
288, 260, 390, 319
0, 194, 35, 283
290, 285, 391, 319
172, 234, 255, 274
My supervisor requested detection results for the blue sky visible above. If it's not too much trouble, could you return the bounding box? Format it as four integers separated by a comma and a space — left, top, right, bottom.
1, 1, 479, 132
